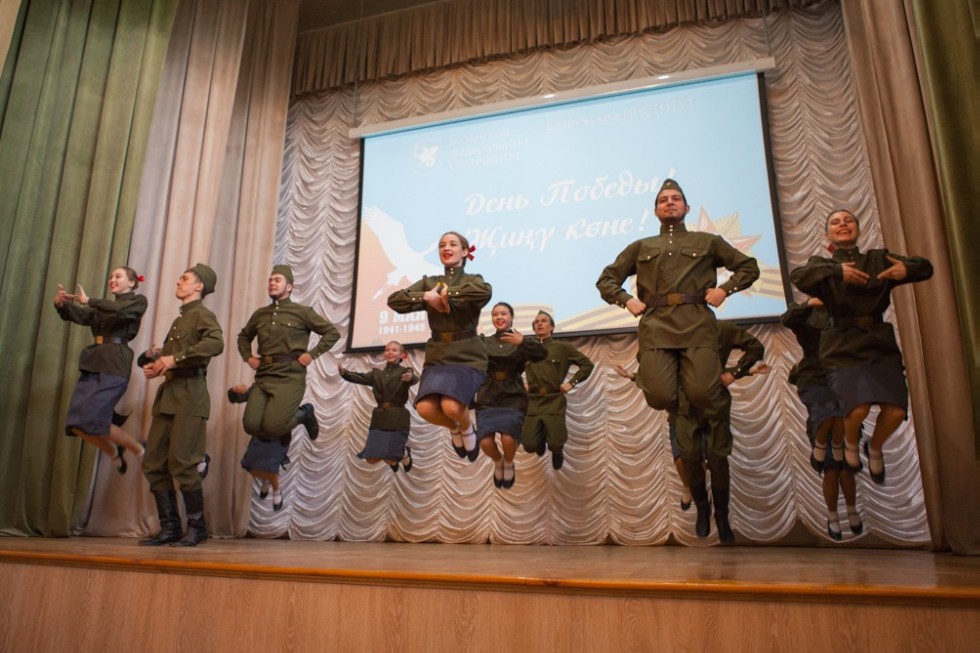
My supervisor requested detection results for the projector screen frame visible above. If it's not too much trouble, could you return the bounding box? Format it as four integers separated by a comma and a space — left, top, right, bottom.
345, 58, 791, 353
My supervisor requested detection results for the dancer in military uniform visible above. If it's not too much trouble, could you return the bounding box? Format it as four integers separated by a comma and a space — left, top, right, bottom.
521, 310, 594, 470
339, 341, 418, 473
236, 265, 339, 509
387, 231, 491, 461
596, 178, 759, 414
791, 209, 932, 484
54, 266, 147, 473
475, 302, 546, 489
781, 297, 863, 540
139, 264, 223, 547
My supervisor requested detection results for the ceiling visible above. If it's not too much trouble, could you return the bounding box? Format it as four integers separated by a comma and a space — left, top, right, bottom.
297, 0, 441, 32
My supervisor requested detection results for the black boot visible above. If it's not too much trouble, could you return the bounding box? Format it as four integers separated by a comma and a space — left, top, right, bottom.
686, 458, 711, 538
296, 403, 319, 441
139, 490, 183, 546
172, 488, 208, 547
708, 457, 734, 544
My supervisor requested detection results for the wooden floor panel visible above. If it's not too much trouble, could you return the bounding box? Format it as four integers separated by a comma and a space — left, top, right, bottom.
1, 537, 978, 602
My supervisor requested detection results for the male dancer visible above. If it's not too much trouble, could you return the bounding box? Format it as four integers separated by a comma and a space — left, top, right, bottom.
140, 264, 223, 547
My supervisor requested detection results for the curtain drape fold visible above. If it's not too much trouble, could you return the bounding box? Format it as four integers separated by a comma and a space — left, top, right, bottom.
292, 0, 825, 95
78, 0, 300, 538
0, 0, 178, 536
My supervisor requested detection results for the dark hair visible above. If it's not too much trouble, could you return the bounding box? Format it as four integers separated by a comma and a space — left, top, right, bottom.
493, 301, 515, 316
441, 231, 470, 267
825, 209, 859, 229
116, 266, 140, 290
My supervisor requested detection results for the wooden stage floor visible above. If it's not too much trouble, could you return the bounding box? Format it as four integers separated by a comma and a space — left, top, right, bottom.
2, 537, 978, 604
3, 538, 979, 651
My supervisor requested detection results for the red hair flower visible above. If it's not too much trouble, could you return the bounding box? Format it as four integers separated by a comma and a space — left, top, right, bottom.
467, 245, 477, 261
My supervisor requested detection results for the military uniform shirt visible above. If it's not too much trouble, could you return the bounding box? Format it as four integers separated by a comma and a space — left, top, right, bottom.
387, 266, 492, 370
596, 223, 759, 350
780, 301, 831, 387
475, 332, 547, 412
524, 337, 595, 415
341, 363, 418, 431
153, 299, 224, 418
237, 297, 340, 381
56, 292, 147, 377
790, 247, 932, 371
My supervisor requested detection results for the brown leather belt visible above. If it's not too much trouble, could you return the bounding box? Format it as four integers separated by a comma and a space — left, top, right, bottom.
379, 402, 394, 409
431, 328, 477, 343
648, 293, 706, 307
94, 336, 126, 345
829, 315, 883, 328
165, 367, 207, 380
261, 353, 301, 365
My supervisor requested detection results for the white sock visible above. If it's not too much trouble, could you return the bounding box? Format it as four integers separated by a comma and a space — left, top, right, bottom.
847, 506, 862, 529
196, 459, 207, 474
503, 461, 515, 482
827, 511, 841, 534
462, 428, 477, 452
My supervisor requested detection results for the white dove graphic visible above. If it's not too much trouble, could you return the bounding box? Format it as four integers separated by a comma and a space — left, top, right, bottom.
363, 205, 441, 300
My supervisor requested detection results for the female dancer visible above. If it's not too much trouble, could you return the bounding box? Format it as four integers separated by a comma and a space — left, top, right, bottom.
387, 231, 491, 461
54, 266, 147, 473
475, 303, 546, 489
791, 209, 933, 484
782, 297, 863, 540
228, 383, 284, 509
340, 341, 418, 473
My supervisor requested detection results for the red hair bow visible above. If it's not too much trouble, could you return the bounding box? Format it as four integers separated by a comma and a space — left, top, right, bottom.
467, 245, 476, 261
137, 275, 145, 282
826, 244, 836, 254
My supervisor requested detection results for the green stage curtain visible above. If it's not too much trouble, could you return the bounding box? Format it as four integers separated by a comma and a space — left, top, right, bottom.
0, 0, 177, 536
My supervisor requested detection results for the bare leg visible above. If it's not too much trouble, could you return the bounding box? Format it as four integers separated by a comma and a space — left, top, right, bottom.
840, 469, 863, 533
107, 424, 144, 456
843, 403, 871, 469
867, 403, 906, 477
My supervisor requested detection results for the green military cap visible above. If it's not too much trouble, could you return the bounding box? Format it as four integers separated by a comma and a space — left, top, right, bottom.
272, 264, 293, 284
190, 263, 217, 296
657, 178, 686, 203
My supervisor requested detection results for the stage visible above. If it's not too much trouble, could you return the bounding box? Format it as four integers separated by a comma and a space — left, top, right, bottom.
1, 538, 978, 651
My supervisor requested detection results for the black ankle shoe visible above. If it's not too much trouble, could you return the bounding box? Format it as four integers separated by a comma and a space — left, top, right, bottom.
199, 453, 211, 480
402, 446, 413, 473
809, 442, 826, 474
827, 520, 843, 541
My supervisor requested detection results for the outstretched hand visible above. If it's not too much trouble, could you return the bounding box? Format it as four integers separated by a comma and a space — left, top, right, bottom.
54, 283, 75, 307
876, 255, 907, 282
840, 262, 870, 285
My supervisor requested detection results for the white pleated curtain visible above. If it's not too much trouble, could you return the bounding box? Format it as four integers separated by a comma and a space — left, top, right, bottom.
262, 3, 931, 546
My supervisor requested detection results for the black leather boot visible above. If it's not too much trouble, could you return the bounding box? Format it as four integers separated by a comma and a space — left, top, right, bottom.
686, 458, 711, 538
139, 490, 183, 546
708, 457, 734, 544
172, 488, 208, 547
296, 403, 319, 441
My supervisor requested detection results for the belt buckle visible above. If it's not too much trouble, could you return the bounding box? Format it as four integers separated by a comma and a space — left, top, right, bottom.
262, 355, 273, 364
494, 371, 508, 381
436, 333, 452, 343
666, 293, 684, 306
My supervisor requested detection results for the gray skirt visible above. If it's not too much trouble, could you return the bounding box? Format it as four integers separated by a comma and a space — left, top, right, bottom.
796, 385, 845, 442
828, 363, 908, 415
240, 437, 288, 474
416, 365, 485, 408
357, 428, 409, 460
65, 371, 129, 436
475, 406, 524, 439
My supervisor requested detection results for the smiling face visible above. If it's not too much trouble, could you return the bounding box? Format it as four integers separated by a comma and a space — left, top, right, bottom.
532, 312, 554, 339
439, 232, 466, 268
826, 210, 861, 249
267, 273, 292, 301
107, 268, 134, 295
654, 188, 689, 225
491, 303, 514, 332
175, 271, 204, 302
383, 341, 404, 364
